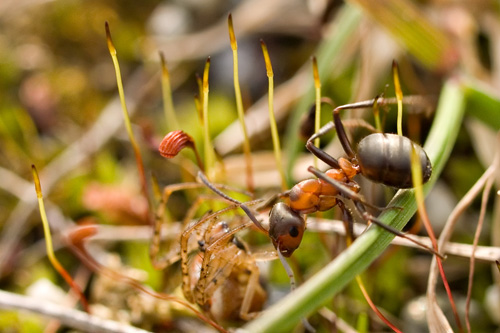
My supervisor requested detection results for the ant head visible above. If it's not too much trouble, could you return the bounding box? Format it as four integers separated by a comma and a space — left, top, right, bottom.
269, 202, 305, 257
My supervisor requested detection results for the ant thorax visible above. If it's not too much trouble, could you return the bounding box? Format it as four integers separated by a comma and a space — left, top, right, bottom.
337, 157, 360, 180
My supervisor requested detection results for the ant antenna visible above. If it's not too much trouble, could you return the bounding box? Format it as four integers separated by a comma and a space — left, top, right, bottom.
197, 171, 267, 233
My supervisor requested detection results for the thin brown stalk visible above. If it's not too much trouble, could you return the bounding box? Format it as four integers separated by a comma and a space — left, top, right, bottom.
427, 136, 500, 332
465, 168, 497, 331
356, 276, 402, 333
412, 147, 462, 331
417, 193, 463, 332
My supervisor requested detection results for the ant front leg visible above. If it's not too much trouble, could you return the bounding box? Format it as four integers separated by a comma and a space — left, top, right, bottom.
331, 97, 396, 158
337, 200, 354, 245
306, 126, 341, 169
197, 171, 267, 233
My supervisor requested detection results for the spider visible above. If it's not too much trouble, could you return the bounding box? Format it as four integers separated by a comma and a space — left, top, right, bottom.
180, 205, 268, 321
148, 164, 269, 321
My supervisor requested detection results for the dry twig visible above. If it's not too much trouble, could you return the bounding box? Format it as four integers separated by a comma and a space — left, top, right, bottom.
0, 289, 150, 333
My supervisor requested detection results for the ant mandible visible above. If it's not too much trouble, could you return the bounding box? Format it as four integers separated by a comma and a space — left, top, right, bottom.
268, 95, 438, 257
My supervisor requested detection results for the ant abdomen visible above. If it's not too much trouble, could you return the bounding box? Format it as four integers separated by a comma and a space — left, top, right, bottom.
357, 133, 432, 188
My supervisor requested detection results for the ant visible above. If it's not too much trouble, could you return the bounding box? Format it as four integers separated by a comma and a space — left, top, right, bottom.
277, 95, 438, 256
200, 96, 441, 259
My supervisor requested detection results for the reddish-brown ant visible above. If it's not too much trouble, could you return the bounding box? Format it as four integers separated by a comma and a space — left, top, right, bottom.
272, 95, 438, 257
200, 96, 441, 259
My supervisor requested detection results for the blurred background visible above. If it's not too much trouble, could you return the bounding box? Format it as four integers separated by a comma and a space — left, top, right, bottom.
0, 0, 499, 332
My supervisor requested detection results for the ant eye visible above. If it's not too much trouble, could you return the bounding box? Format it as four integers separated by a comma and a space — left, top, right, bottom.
289, 226, 299, 237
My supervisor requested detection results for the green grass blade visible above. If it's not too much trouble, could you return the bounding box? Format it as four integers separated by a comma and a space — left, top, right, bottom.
243, 79, 466, 333
462, 78, 500, 131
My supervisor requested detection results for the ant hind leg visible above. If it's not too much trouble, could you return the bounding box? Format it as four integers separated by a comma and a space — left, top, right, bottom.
352, 200, 444, 259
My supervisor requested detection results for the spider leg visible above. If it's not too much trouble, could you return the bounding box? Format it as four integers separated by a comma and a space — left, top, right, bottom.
151, 194, 222, 269
238, 258, 262, 320
151, 178, 255, 270
180, 206, 240, 303
195, 221, 254, 312
151, 182, 204, 269
195, 246, 238, 310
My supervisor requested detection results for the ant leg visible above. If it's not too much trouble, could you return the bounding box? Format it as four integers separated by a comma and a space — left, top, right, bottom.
308, 166, 387, 212
330, 95, 431, 158
306, 118, 379, 169
309, 165, 444, 258
300, 97, 335, 139
198, 171, 267, 232
306, 133, 341, 169
337, 200, 354, 245
333, 106, 356, 159
353, 201, 444, 259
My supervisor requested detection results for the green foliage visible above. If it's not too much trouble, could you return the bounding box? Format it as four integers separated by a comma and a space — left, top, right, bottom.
2, 1, 500, 332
